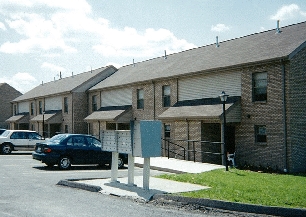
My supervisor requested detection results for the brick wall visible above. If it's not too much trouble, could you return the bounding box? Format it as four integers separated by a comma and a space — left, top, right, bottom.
287, 46, 306, 172
72, 92, 88, 134
236, 62, 286, 171
0, 84, 22, 128
62, 94, 73, 133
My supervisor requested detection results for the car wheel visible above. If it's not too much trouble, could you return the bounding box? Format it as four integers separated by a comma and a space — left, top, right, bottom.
118, 157, 124, 169
2, 144, 12, 154
58, 156, 71, 170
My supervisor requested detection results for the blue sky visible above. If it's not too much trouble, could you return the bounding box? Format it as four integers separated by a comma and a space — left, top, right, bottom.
1, 0, 306, 93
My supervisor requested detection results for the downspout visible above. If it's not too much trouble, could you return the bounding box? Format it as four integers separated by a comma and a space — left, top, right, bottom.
186, 119, 190, 160
71, 93, 74, 133
281, 60, 288, 173
152, 81, 156, 120
176, 78, 179, 102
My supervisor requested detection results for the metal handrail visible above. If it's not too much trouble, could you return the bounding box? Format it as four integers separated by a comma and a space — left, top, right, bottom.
162, 138, 224, 162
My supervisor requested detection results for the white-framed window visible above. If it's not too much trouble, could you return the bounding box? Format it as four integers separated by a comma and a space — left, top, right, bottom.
64, 97, 68, 113
164, 124, 171, 138
162, 85, 171, 107
137, 89, 144, 109
253, 72, 267, 102
30, 102, 34, 115
92, 95, 97, 111
39, 101, 43, 114
255, 125, 267, 143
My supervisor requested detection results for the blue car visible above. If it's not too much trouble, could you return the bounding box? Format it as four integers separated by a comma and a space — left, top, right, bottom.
32, 134, 127, 169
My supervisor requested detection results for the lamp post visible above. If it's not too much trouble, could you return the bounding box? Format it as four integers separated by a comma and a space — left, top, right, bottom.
219, 91, 229, 171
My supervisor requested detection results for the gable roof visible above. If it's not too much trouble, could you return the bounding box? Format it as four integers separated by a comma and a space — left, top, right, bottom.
13, 66, 117, 102
90, 21, 306, 91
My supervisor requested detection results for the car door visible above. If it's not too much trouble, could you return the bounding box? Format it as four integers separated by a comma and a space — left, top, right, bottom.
66, 136, 89, 164
86, 137, 112, 164
10, 132, 28, 150
27, 132, 43, 150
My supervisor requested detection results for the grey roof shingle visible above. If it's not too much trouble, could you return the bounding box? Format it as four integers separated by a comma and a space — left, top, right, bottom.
90, 21, 306, 91
13, 66, 115, 102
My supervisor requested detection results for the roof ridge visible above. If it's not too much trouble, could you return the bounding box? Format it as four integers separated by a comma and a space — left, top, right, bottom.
120, 21, 306, 69
39, 66, 109, 86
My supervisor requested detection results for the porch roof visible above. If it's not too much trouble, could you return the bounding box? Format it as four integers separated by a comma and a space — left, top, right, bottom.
30, 111, 62, 124
158, 102, 241, 123
84, 105, 132, 122
6, 114, 29, 123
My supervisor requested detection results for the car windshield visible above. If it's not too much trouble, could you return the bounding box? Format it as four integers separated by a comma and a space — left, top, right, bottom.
48, 134, 69, 144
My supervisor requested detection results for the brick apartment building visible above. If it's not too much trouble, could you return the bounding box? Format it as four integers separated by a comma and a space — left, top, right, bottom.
85, 21, 306, 173
7, 66, 116, 138
0, 83, 22, 129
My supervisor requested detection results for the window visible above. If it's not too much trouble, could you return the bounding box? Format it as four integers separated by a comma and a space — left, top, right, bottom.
164, 124, 171, 138
64, 125, 68, 133
28, 132, 42, 140
92, 95, 97, 112
162, 85, 171, 107
106, 123, 116, 130
137, 89, 144, 109
30, 102, 34, 115
253, 72, 267, 102
11, 132, 26, 139
13, 105, 17, 115
64, 97, 68, 113
255, 125, 267, 143
39, 101, 43, 114
86, 137, 101, 148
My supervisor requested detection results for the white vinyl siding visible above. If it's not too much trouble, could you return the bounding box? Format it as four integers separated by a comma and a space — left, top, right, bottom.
178, 71, 241, 101
101, 87, 132, 107
18, 102, 29, 113
45, 96, 62, 110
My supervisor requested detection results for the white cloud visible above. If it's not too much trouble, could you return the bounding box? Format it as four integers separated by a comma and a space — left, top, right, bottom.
0, 12, 77, 53
0, 0, 195, 60
0, 72, 37, 93
211, 24, 231, 32
93, 27, 196, 58
270, 4, 306, 20
41, 62, 65, 72
0, 22, 6, 30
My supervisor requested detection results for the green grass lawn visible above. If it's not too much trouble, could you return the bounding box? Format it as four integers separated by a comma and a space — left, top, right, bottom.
158, 169, 306, 208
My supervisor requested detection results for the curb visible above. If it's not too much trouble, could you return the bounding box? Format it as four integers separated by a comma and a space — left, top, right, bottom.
57, 179, 102, 192
152, 194, 306, 217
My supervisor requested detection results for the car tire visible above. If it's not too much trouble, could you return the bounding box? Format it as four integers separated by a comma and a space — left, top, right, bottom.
58, 156, 71, 170
2, 143, 12, 154
118, 157, 124, 169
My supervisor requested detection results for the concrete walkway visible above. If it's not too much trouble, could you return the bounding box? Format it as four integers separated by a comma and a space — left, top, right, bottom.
134, 156, 224, 173
67, 157, 224, 201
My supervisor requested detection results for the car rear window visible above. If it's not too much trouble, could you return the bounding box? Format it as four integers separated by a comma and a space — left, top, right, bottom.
1, 131, 10, 137
48, 134, 69, 143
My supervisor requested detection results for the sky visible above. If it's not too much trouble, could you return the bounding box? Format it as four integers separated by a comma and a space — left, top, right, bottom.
1, 0, 306, 93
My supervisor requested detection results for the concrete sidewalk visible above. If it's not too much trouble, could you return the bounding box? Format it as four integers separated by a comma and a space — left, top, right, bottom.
134, 156, 224, 173
63, 157, 224, 201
